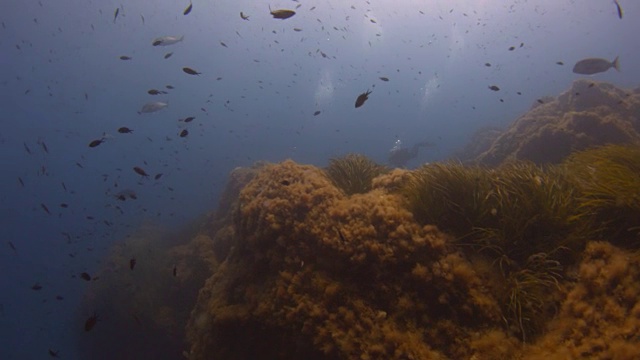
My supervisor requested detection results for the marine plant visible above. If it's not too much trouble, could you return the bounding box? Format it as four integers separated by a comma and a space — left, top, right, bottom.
403, 160, 586, 342
402, 161, 495, 234
504, 252, 563, 343
324, 154, 388, 195
472, 162, 584, 264
564, 144, 640, 245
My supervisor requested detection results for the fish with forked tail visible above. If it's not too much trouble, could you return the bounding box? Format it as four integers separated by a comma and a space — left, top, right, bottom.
572, 56, 620, 75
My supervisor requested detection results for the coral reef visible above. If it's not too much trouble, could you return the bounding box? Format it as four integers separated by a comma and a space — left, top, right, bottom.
463, 80, 640, 166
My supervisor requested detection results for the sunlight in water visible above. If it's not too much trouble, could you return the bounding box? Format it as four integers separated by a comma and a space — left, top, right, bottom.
420, 75, 441, 110
314, 68, 335, 106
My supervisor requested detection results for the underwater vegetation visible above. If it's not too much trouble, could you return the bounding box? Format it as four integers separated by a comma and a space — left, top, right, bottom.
83, 144, 640, 359
324, 154, 388, 195
403, 160, 583, 340
564, 144, 640, 245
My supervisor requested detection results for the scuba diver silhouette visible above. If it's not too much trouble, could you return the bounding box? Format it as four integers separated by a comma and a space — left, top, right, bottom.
388, 139, 433, 168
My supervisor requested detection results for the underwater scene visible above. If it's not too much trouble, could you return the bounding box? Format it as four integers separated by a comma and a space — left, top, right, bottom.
2, 0, 640, 359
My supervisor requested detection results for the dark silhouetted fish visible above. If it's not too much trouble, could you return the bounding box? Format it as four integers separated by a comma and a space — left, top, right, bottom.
182, 67, 201, 75
84, 312, 98, 331
133, 167, 149, 177
355, 90, 372, 108
88, 138, 106, 147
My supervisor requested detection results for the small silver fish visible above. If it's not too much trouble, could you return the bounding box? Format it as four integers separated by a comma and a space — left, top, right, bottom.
139, 102, 168, 113
572, 56, 620, 75
152, 35, 184, 46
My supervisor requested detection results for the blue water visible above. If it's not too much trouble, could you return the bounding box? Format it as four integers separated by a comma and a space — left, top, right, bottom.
1, 0, 638, 358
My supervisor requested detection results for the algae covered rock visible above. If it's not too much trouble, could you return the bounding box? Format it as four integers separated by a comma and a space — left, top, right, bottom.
466, 80, 640, 166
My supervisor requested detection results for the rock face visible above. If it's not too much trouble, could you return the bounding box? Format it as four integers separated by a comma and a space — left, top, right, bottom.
466, 80, 640, 165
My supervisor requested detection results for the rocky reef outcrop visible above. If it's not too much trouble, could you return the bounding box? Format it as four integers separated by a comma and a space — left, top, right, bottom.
461, 80, 640, 165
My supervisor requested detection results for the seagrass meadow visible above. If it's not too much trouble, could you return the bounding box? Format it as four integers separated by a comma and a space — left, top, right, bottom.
79, 144, 640, 360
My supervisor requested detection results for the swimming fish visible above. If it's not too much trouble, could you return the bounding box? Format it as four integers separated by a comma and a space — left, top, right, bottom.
119, 55, 132, 60
48, 349, 60, 357
183, 3, 192, 15
23, 142, 32, 154
114, 189, 137, 201
152, 35, 184, 46
379, 76, 389, 81
182, 116, 195, 122
614, 0, 623, 19
41, 203, 51, 215
179, 129, 189, 137
117, 127, 133, 133
164, 52, 173, 59
572, 56, 620, 75
113, 8, 119, 23
129, 258, 137, 270
240, 12, 250, 20
147, 89, 167, 95
488, 85, 500, 91
80, 272, 91, 281
84, 312, 98, 331
313, 110, 321, 116
269, 5, 295, 19
38, 140, 49, 153
182, 67, 201, 75
355, 90, 372, 108
139, 101, 168, 113
88, 138, 105, 147
133, 167, 149, 177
